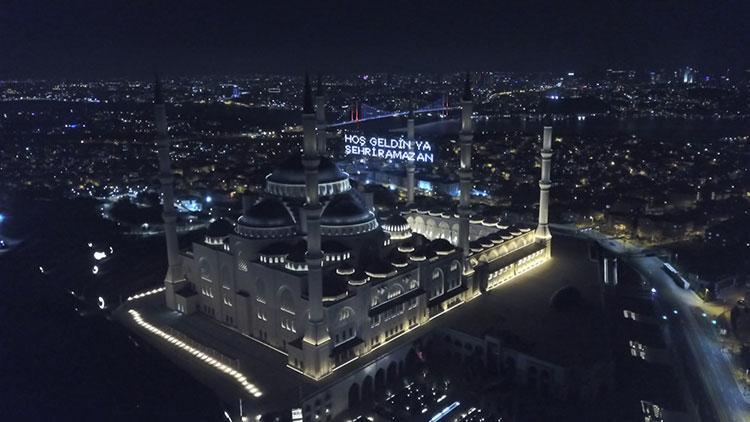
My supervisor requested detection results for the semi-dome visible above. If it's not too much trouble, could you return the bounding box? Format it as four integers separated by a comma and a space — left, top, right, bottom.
320, 192, 379, 235
238, 197, 295, 228
322, 193, 371, 225
206, 218, 233, 238
236, 197, 296, 238
267, 154, 348, 185
266, 153, 351, 198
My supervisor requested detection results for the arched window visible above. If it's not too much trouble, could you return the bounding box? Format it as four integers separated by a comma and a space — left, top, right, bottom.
387, 284, 404, 300
199, 257, 211, 281
279, 288, 295, 314
338, 307, 354, 322
430, 268, 445, 299
220, 266, 231, 289
237, 250, 248, 272
256, 279, 266, 304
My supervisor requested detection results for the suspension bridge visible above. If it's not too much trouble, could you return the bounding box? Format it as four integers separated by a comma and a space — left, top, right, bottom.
328, 95, 459, 128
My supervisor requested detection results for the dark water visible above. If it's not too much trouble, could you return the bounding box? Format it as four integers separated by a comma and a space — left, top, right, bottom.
0, 196, 223, 421
354, 113, 750, 142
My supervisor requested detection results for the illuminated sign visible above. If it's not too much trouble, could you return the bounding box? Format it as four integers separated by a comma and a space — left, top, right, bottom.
344, 134, 434, 163
291, 408, 303, 421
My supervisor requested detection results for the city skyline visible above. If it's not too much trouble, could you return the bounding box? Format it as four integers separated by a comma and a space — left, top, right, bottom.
2, 3, 750, 421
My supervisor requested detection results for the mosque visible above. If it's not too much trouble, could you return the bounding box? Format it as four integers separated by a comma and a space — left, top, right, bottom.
145, 74, 555, 419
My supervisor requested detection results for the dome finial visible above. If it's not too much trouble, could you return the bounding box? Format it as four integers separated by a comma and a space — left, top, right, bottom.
303, 72, 314, 114
462, 72, 472, 101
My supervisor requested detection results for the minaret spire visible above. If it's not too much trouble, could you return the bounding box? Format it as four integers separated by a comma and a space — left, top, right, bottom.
314, 74, 327, 155
458, 73, 474, 268
536, 126, 553, 244
154, 73, 183, 310
301, 74, 330, 378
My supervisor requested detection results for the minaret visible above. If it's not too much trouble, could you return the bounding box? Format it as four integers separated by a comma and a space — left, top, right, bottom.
154, 75, 182, 310
458, 73, 473, 265
301, 74, 330, 378
535, 126, 553, 244
405, 103, 416, 205
315, 76, 327, 155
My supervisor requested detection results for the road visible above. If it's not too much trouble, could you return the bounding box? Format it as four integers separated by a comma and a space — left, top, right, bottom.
554, 225, 750, 422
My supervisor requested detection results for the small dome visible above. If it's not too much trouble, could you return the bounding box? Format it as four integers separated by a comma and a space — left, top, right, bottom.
410, 245, 436, 261
383, 214, 411, 239
488, 232, 505, 244
206, 218, 233, 238
431, 238, 455, 255
469, 240, 484, 252
389, 249, 410, 267
498, 229, 513, 240
348, 269, 370, 286
482, 216, 499, 226
238, 197, 295, 228
337, 264, 356, 276
398, 242, 416, 253
365, 259, 396, 278
267, 154, 348, 185
323, 274, 349, 301
508, 226, 523, 236
478, 237, 494, 248
385, 214, 408, 227
321, 192, 376, 226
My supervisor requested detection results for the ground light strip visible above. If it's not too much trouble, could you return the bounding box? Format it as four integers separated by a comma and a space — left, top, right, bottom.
128, 309, 262, 398
126, 286, 165, 302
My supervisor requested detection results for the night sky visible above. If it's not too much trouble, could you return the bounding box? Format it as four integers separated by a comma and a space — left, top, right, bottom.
2, 0, 749, 78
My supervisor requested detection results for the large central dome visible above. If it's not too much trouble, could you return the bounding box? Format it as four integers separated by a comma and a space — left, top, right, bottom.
266, 153, 350, 198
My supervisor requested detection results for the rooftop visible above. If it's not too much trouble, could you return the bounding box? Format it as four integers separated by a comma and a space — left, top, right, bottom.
115, 234, 598, 414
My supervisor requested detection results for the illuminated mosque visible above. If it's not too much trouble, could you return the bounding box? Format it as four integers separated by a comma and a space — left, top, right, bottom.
137, 73, 555, 420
